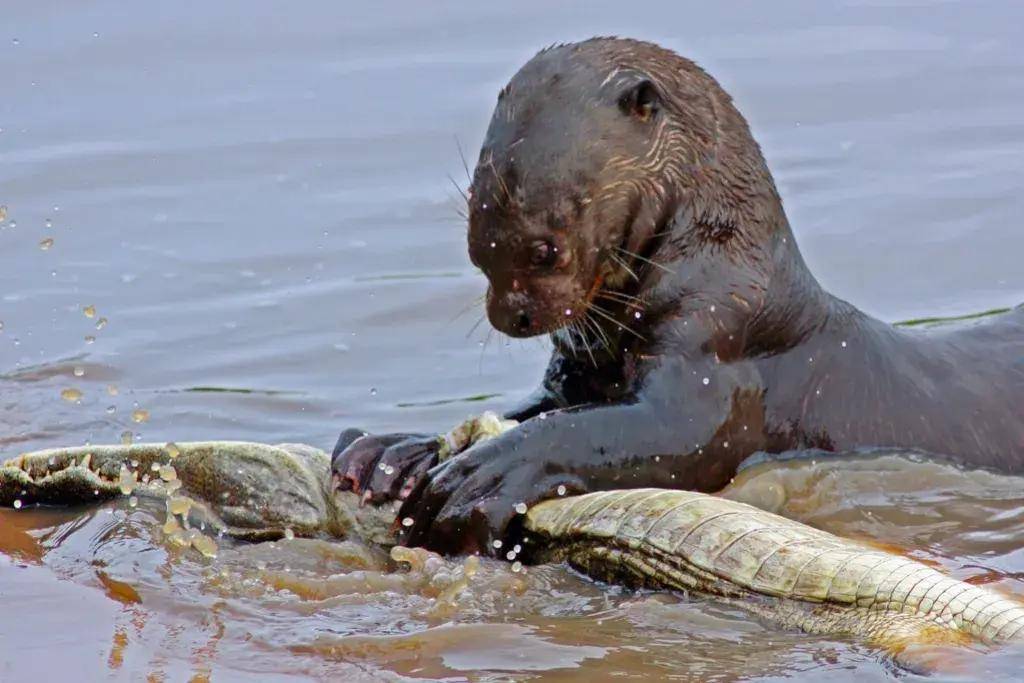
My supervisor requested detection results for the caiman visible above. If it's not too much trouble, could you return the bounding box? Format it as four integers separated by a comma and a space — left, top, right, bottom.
3, 431, 1023, 654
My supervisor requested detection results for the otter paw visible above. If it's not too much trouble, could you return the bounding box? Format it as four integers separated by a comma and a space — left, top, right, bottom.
331, 430, 440, 504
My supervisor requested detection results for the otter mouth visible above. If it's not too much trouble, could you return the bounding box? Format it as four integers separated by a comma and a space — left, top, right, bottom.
485, 271, 607, 340
482, 216, 658, 344
486, 264, 648, 362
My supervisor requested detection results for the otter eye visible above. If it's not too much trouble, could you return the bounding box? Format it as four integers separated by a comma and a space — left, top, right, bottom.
529, 240, 558, 268
618, 79, 660, 122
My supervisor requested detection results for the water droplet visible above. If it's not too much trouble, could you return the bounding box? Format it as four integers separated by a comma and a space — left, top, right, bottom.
506, 550, 516, 560
8, 220, 16, 229
83, 305, 96, 318
634, 311, 642, 319
13, 499, 23, 509
514, 502, 527, 514
556, 484, 566, 496
0, 206, 6, 222
107, 384, 119, 396
841, 341, 847, 348
369, 387, 377, 396
723, 441, 730, 448
384, 465, 395, 476
73, 366, 85, 377
165, 442, 180, 459
169, 496, 190, 515
159, 465, 177, 482
45, 219, 52, 229
701, 377, 710, 386
12, 38, 20, 46
84, 335, 96, 344
121, 430, 133, 445
61, 387, 83, 402
511, 561, 522, 573
492, 539, 503, 549
284, 528, 295, 540
162, 516, 180, 535
564, 308, 573, 316
513, 544, 521, 554
118, 465, 136, 495
489, 241, 496, 248
191, 533, 218, 558
95, 317, 108, 330
538, 412, 547, 420
132, 409, 150, 423
401, 517, 414, 527
709, 305, 716, 312
39, 237, 54, 250
128, 495, 138, 508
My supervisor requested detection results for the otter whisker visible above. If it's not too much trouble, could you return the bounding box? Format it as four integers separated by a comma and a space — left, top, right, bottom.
455, 136, 473, 185
607, 250, 639, 282
596, 289, 646, 306
572, 320, 598, 367
450, 291, 487, 323
588, 302, 646, 341
615, 247, 672, 274
487, 157, 512, 204
581, 313, 612, 357
446, 172, 469, 205
560, 324, 578, 356
481, 327, 495, 356
588, 313, 614, 350
464, 313, 487, 338
476, 326, 495, 374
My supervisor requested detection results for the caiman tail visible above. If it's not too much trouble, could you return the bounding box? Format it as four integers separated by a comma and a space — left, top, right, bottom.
525, 489, 1024, 647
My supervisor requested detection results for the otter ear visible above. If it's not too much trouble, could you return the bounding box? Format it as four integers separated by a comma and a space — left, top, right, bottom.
618, 79, 660, 122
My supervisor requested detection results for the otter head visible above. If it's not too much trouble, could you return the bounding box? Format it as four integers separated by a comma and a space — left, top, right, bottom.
466, 38, 781, 340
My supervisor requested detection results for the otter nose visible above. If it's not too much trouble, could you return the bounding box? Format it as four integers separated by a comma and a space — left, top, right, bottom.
487, 289, 539, 337
514, 310, 532, 333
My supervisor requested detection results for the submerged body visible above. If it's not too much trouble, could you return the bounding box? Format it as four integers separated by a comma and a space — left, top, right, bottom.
4, 440, 1024, 651
333, 37, 1024, 554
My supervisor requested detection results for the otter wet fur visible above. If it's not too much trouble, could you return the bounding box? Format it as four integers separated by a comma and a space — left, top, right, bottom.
332, 37, 1024, 556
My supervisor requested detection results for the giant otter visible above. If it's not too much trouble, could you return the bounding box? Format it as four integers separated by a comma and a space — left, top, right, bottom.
333, 37, 1024, 556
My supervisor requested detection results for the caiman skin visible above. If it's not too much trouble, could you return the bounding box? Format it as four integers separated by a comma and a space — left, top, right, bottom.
526, 489, 1024, 647
332, 37, 1024, 555
4, 441, 1024, 649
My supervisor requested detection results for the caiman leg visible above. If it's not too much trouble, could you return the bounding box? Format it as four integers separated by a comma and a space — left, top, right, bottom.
3, 438, 1024, 651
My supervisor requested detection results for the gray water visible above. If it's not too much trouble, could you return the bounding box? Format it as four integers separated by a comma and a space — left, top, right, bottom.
2, 1, 1023, 680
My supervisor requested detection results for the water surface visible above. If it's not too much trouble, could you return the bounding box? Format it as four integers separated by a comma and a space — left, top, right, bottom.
2, 1, 1023, 680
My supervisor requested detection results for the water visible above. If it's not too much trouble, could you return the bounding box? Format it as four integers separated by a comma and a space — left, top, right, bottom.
2, 1, 1023, 679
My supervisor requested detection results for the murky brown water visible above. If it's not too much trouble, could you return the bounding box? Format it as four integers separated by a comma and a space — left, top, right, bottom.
2, 1, 1023, 680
